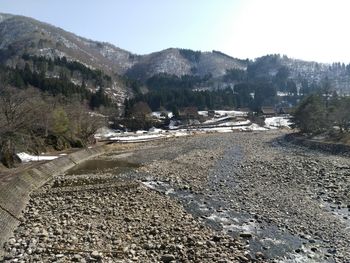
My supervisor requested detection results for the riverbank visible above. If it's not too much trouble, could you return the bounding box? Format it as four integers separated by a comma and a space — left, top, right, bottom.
2, 131, 350, 262
0, 143, 139, 259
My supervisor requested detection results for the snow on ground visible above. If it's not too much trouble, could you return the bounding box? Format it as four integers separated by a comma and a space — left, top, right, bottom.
203, 116, 234, 124
169, 120, 180, 130
199, 127, 235, 133
135, 130, 148, 134
214, 110, 248, 117
110, 134, 165, 143
98, 123, 272, 143
202, 123, 268, 133
17, 152, 59, 162
217, 120, 251, 127
201, 110, 249, 124
198, 110, 248, 118
149, 127, 164, 133
244, 123, 268, 131
94, 127, 122, 139
89, 112, 107, 118
152, 111, 173, 119
97, 118, 277, 143
265, 116, 292, 129
198, 111, 208, 117
94, 112, 290, 144
109, 130, 192, 143
172, 130, 190, 137
277, 91, 292, 97
186, 123, 266, 134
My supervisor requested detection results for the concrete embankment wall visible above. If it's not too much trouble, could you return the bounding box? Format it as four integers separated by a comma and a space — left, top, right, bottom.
0, 145, 112, 257
284, 133, 350, 156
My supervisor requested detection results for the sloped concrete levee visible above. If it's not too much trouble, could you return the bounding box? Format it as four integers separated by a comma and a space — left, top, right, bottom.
0, 144, 112, 258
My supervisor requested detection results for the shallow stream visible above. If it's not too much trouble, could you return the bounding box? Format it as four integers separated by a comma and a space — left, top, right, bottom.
141, 146, 330, 262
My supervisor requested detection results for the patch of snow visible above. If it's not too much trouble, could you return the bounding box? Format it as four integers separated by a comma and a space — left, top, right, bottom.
265, 116, 292, 128
215, 110, 248, 117
94, 127, 121, 139
71, 79, 81, 86
276, 251, 322, 263
172, 130, 190, 137
243, 123, 268, 131
135, 130, 148, 134
169, 120, 180, 130
197, 123, 266, 133
207, 214, 231, 224
152, 111, 173, 119
110, 134, 165, 143
207, 212, 258, 235
203, 116, 234, 124
17, 153, 58, 162
89, 112, 107, 118
141, 181, 158, 190
200, 127, 237, 133
277, 91, 290, 97
200, 110, 248, 121
217, 120, 251, 127
142, 180, 176, 195
107, 129, 193, 143
262, 237, 286, 245
149, 127, 164, 133
198, 111, 208, 117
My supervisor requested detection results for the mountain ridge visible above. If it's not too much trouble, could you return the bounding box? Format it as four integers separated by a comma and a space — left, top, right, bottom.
0, 13, 247, 78
1, 12, 350, 99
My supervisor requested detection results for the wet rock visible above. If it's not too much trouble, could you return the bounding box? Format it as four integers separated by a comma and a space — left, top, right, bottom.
161, 254, 175, 262
239, 232, 253, 239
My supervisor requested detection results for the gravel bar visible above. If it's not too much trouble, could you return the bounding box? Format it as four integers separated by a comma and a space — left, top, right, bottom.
2, 131, 350, 262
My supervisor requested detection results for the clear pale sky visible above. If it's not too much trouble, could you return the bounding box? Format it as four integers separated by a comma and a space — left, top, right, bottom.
1, 0, 350, 63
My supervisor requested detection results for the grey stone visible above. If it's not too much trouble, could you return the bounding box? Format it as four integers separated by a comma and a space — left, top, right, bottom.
161, 254, 176, 262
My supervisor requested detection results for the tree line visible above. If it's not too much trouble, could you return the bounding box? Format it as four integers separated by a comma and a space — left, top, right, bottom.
0, 55, 117, 167
293, 93, 350, 135
21, 54, 112, 84
0, 84, 107, 167
1, 59, 112, 109
125, 72, 281, 114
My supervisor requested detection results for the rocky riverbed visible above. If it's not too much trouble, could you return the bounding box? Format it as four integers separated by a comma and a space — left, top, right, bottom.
2, 131, 350, 262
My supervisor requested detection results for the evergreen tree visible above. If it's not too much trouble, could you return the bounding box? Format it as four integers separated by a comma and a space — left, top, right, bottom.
293, 94, 328, 134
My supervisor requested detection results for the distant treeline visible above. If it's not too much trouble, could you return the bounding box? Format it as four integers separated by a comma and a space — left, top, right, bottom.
123, 55, 336, 115
22, 54, 112, 84
124, 71, 296, 113
1, 55, 112, 109
125, 74, 236, 112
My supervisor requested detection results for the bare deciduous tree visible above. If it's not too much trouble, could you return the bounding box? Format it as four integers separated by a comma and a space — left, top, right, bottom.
0, 85, 39, 167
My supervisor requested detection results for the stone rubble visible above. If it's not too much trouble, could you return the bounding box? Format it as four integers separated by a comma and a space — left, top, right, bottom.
3, 131, 350, 262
